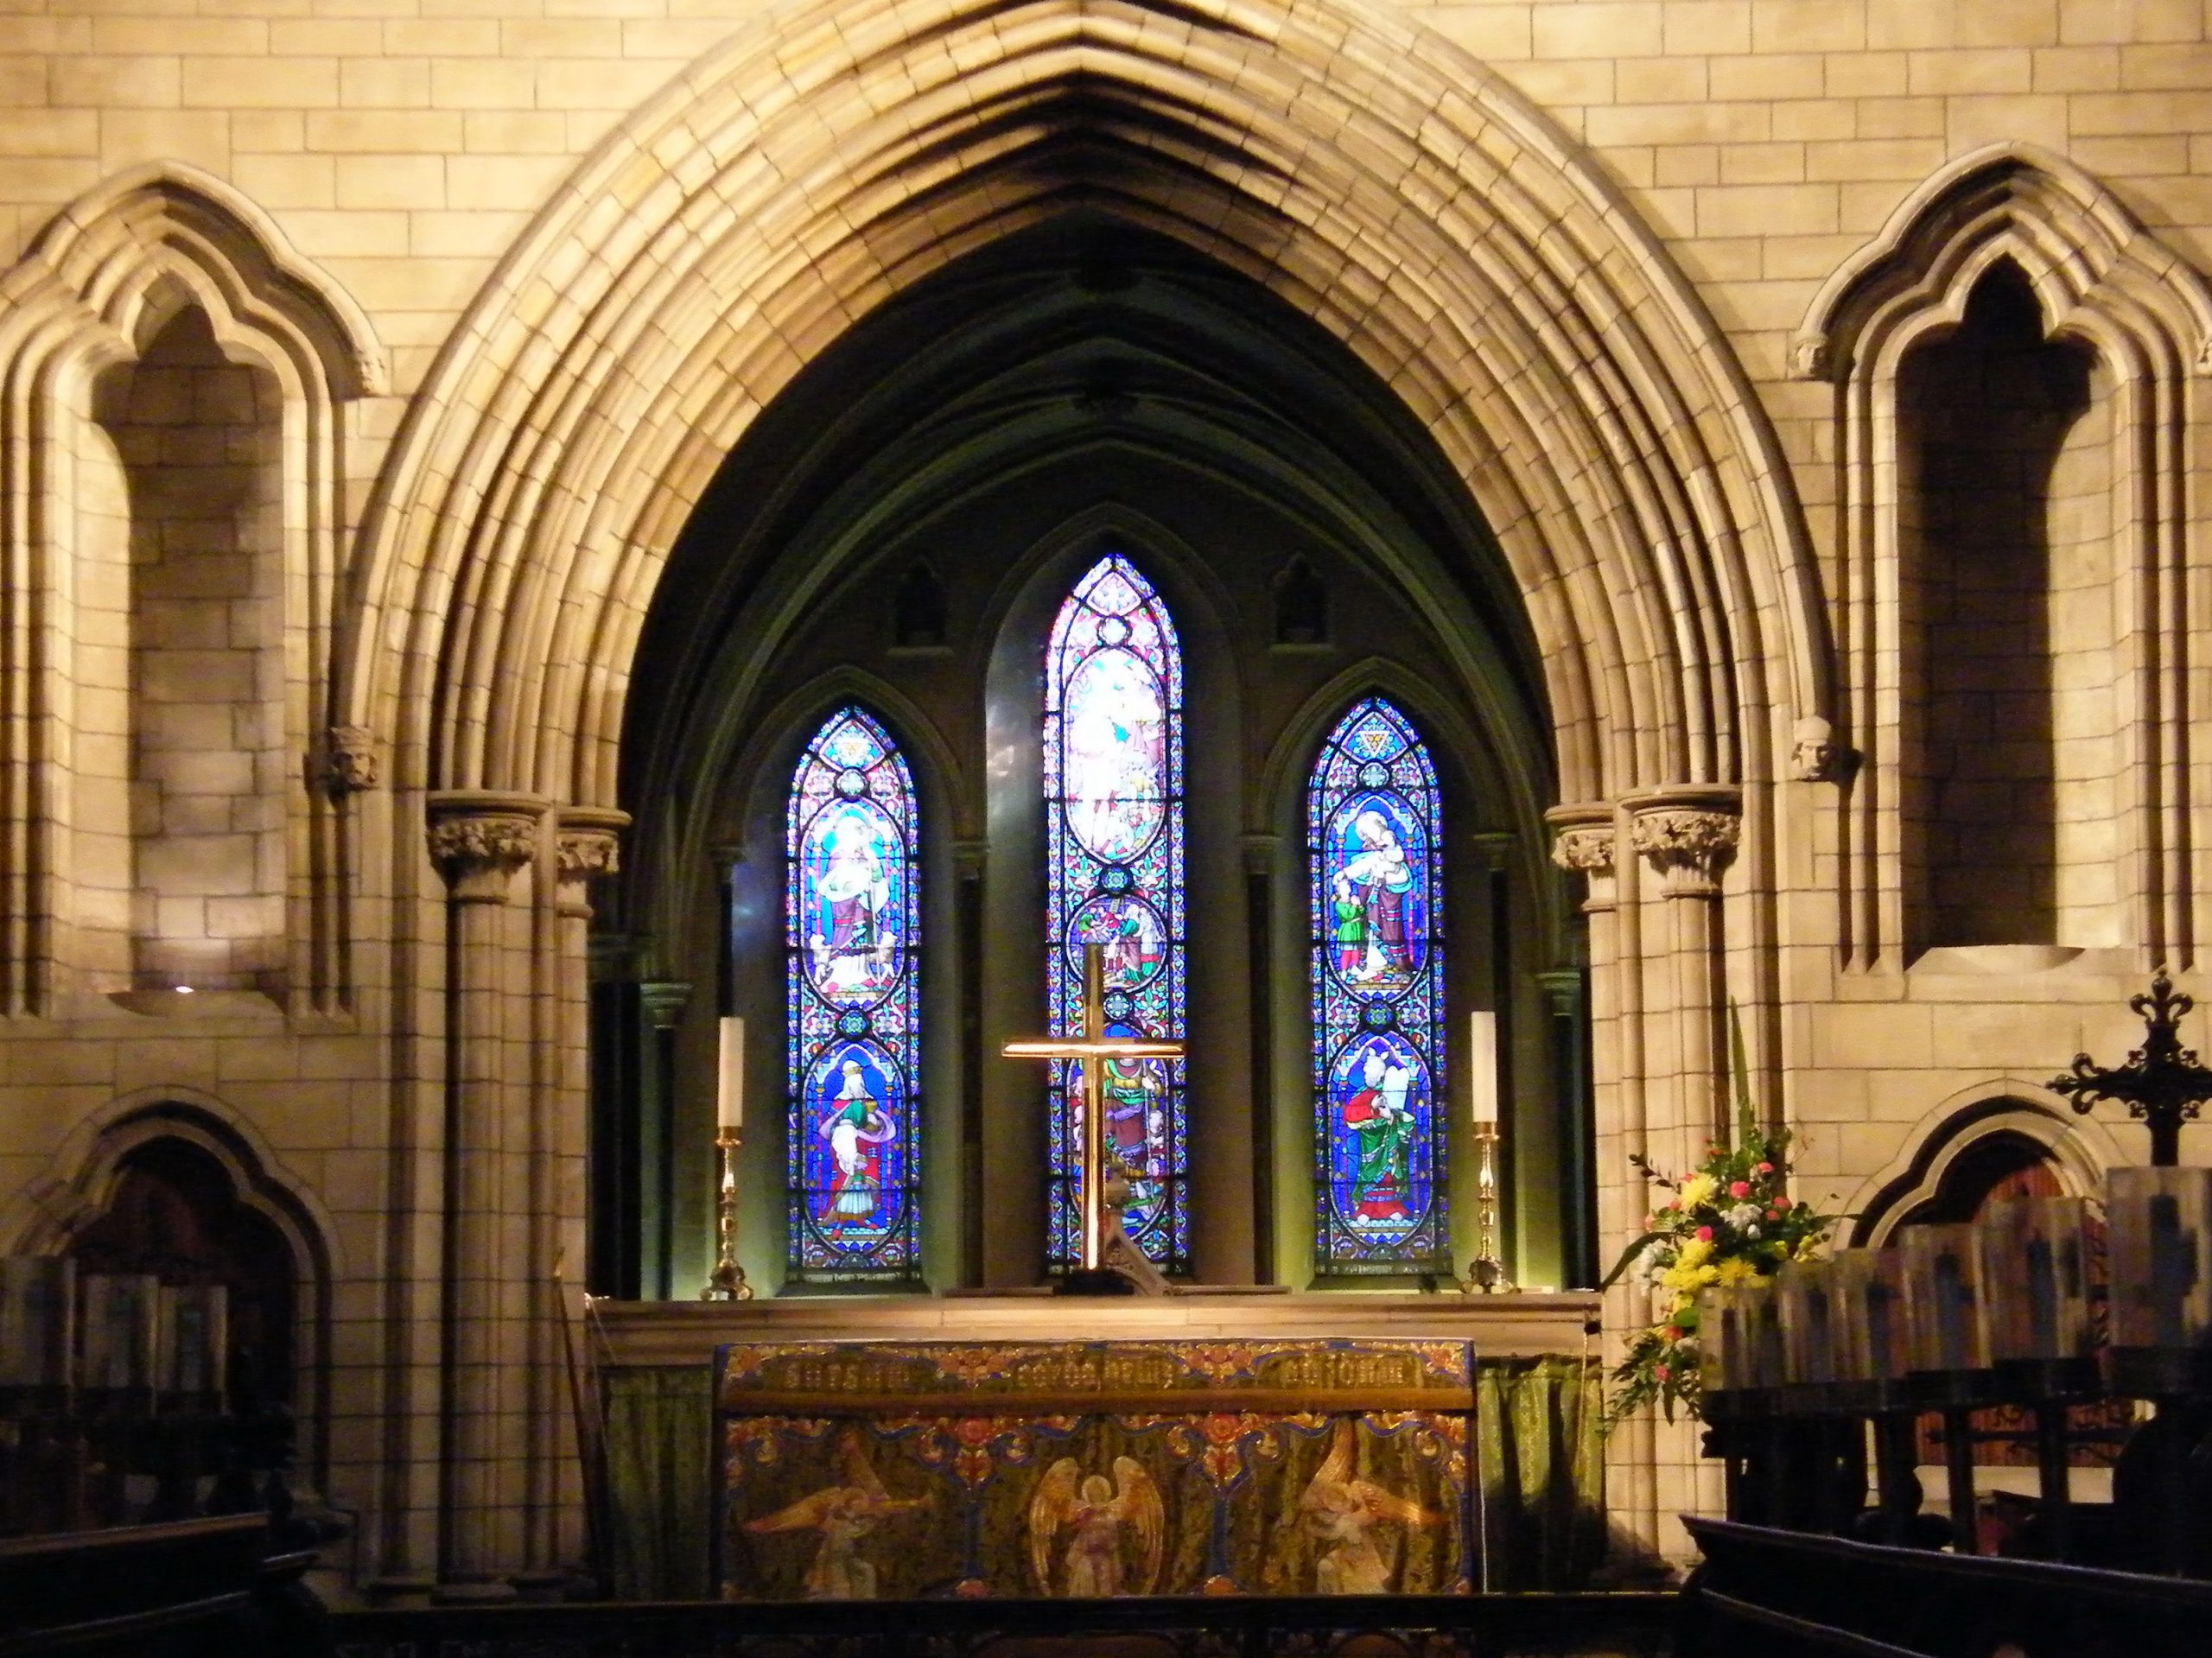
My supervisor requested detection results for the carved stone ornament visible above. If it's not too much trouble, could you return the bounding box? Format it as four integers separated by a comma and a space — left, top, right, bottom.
1550, 826, 1616, 874
321, 725, 379, 796
1630, 808, 1740, 893
556, 829, 621, 878
1789, 715, 1840, 784
427, 813, 538, 902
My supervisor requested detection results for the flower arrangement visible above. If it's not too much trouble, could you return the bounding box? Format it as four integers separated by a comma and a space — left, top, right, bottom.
1598, 1029, 1840, 1426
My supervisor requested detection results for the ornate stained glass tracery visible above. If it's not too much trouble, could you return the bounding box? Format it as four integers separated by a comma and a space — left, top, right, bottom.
1044, 554, 1187, 1271
785, 708, 920, 1283
1308, 697, 1447, 1274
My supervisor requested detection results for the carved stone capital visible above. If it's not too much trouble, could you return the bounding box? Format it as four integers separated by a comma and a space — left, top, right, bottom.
1626, 789, 1741, 896
427, 794, 543, 904
639, 981, 693, 1030
321, 725, 379, 797
1545, 803, 1618, 914
555, 807, 629, 919
1549, 826, 1615, 874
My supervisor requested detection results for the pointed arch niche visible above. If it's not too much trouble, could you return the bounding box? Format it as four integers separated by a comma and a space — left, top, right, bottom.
594, 213, 1580, 1299
1796, 146, 2212, 969
0, 166, 384, 1014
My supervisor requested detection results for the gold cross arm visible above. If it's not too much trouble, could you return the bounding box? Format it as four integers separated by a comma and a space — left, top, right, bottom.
1001, 1038, 1185, 1059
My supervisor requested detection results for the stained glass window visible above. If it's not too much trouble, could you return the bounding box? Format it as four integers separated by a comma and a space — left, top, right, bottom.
1308, 697, 1447, 1274
1044, 554, 1187, 1272
785, 708, 921, 1284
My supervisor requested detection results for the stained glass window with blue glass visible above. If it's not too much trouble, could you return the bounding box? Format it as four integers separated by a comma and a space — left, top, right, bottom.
1308, 697, 1446, 1274
1044, 554, 1187, 1272
785, 708, 920, 1284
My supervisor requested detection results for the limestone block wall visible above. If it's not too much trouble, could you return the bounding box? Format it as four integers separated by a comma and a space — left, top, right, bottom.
0, 0, 2207, 1582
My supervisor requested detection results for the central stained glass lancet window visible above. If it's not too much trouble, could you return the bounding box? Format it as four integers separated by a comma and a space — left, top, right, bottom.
785, 707, 920, 1285
1044, 554, 1188, 1272
1308, 697, 1447, 1274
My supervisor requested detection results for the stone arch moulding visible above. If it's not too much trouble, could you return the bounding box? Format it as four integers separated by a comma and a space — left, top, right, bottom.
0, 1086, 340, 1480
1842, 1083, 2125, 1247
1795, 143, 2212, 973
347, 0, 1833, 834
0, 163, 387, 1018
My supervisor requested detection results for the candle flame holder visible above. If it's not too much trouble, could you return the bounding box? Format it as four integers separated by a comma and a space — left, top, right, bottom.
1462, 1124, 1516, 1294
700, 1128, 753, 1302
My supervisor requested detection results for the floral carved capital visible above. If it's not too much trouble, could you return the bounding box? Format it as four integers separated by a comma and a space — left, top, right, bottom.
427, 811, 538, 903
1550, 827, 1616, 874
1630, 808, 1739, 895
556, 830, 620, 879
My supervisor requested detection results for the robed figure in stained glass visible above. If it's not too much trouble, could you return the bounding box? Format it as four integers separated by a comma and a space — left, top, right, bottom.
1308, 699, 1447, 1274
784, 708, 922, 1285
1044, 554, 1189, 1272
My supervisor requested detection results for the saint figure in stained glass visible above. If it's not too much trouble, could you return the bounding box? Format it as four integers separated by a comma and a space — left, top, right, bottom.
783, 708, 920, 1283
1308, 698, 1446, 1273
1043, 554, 1187, 1271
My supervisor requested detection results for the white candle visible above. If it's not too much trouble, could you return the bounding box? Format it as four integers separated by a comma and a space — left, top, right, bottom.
718, 1014, 746, 1130
1466, 1010, 1497, 1127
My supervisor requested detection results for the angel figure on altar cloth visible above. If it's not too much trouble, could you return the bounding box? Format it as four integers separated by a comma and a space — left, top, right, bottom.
741, 1428, 928, 1599
1298, 1419, 1435, 1595
1026, 1455, 1165, 1598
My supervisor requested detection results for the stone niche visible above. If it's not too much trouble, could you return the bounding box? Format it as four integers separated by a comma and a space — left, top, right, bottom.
80, 301, 288, 996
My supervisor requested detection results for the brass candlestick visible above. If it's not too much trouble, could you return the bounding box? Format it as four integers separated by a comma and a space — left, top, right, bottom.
700, 1128, 753, 1302
1462, 1124, 1516, 1293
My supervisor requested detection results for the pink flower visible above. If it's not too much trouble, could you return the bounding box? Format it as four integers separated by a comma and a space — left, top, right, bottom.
1756, 1161, 1773, 1174
1728, 1181, 1751, 1199
1767, 1207, 1783, 1220
1654, 1364, 1670, 1381
1695, 1225, 1713, 1242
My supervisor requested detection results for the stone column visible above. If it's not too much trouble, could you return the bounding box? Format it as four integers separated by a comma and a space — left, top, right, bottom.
425, 792, 540, 1597
535, 808, 625, 1572
1625, 785, 1739, 1566
637, 981, 692, 1299
1625, 789, 1741, 1165
1548, 804, 1656, 1562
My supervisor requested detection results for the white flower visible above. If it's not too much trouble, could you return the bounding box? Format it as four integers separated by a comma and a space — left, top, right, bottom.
1745, 1225, 1761, 1241
1725, 1203, 1761, 1229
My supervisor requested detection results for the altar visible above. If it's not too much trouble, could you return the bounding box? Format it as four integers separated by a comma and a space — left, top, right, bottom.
588, 1292, 1605, 1602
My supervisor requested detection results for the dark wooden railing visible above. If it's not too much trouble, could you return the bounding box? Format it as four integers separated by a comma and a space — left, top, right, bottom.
1682, 1516, 2212, 1658
0, 1515, 323, 1657
330, 1591, 1678, 1658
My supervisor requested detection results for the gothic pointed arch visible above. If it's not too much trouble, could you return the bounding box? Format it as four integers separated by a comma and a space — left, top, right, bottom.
348, 0, 1830, 823
1796, 144, 2212, 969
0, 165, 384, 1013
0, 1088, 340, 1479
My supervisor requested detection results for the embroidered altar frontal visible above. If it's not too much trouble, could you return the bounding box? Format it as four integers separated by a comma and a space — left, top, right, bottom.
715, 1339, 1474, 1601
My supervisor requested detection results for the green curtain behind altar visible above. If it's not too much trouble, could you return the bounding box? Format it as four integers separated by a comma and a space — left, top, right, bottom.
604, 1365, 715, 1601
601, 1356, 1603, 1600
1475, 1355, 1607, 1591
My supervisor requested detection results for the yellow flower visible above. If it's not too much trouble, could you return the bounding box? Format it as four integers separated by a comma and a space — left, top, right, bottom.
1713, 1256, 1762, 1287
1675, 1236, 1715, 1270
1676, 1174, 1717, 1210
1791, 1236, 1823, 1261
1696, 1263, 1722, 1286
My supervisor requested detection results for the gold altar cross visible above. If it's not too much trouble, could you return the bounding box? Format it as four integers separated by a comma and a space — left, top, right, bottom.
1003, 942, 1183, 1283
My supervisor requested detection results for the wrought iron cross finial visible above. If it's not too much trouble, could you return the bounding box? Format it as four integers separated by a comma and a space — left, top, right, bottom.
2047, 969, 2212, 1166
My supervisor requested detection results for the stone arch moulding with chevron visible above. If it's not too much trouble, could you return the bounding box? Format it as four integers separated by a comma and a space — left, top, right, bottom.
1796, 142, 2212, 975
344, 0, 1835, 837
0, 163, 386, 1019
